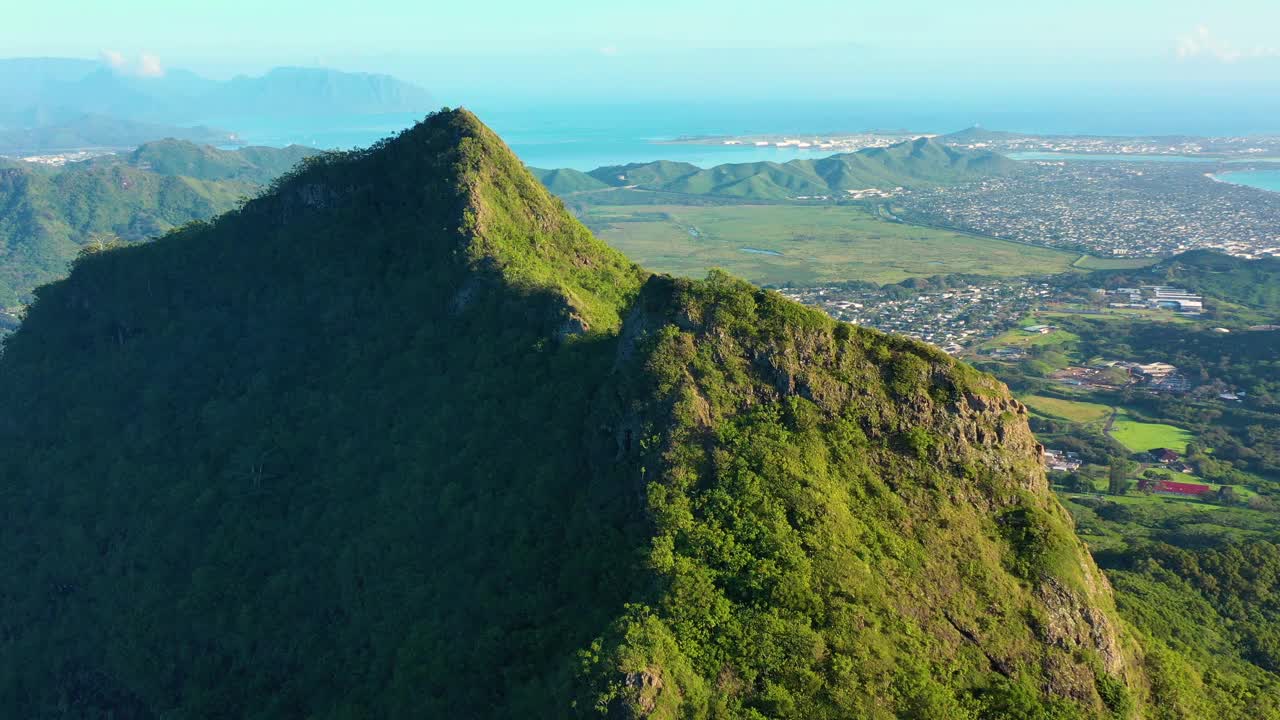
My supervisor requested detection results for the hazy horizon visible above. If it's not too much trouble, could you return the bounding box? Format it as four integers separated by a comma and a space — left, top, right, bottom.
5, 0, 1279, 120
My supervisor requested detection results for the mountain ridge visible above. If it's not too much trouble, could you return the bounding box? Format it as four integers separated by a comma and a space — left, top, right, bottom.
0, 108, 1224, 718
531, 137, 1019, 201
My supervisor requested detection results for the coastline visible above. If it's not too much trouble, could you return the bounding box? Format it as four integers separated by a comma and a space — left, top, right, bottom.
1208, 168, 1280, 193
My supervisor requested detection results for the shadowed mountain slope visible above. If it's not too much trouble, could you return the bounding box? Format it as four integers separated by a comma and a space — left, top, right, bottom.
0, 109, 1221, 719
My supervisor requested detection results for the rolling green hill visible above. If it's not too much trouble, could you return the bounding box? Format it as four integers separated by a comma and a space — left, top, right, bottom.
0, 141, 318, 306
530, 166, 611, 194
1148, 250, 1280, 312
941, 126, 1025, 144
0, 107, 1243, 718
110, 138, 319, 183
588, 159, 704, 187
537, 138, 1020, 201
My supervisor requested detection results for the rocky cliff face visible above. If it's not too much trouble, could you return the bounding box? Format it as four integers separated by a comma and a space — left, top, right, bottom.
588, 272, 1143, 717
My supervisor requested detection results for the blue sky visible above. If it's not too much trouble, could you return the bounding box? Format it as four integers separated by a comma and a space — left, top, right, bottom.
4, 0, 1279, 103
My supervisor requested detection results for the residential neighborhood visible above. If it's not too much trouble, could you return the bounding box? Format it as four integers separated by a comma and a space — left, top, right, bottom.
897, 161, 1280, 259
779, 278, 1056, 354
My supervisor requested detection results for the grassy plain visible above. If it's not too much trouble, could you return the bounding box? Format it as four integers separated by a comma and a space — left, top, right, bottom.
581, 204, 1081, 286
1070, 255, 1161, 270
1109, 410, 1196, 453
1023, 394, 1112, 424
979, 325, 1080, 351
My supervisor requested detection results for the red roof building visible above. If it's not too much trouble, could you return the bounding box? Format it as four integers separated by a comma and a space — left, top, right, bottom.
1139, 479, 1213, 497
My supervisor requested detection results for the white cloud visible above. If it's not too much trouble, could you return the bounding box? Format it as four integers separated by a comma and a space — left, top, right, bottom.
96, 50, 166, 78
598, 46, 619, 56
138, 54, 165, 78
1176, 26, 1279, 63
99, 49, 127, 70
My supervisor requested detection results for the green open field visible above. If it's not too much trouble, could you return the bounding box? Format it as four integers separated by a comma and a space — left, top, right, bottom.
1109, 411, 1196, 453
1039, 308, 1199, 324
979, 325, 1080, 351
1070, 255, 1161, 270
1023, 395, 1112, 424
581, 204, 1081, 286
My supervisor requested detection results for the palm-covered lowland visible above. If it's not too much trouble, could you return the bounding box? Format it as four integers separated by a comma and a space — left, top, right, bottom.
2, 108, 1276, 718
0, 140, 318, 307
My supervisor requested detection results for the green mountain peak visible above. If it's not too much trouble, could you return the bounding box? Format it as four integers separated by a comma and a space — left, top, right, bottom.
0, 109, 1179, 718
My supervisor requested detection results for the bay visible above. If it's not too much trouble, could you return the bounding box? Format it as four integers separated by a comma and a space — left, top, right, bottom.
1213, 170, 1280, 193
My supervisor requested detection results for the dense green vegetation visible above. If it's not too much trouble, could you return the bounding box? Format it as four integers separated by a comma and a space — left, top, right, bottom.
0, 109, 1191, 718
532, 137, 1021, 201
1144, 250, 1280, 314
1058, 496, 1280, 717
971, 252, 1280, 714
0, 140, 318, 305
109, 139, 319, 183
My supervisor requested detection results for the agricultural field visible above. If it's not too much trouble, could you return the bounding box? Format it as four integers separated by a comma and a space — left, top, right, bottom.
580, 204, 1081, 286
1022, 394, 1112, 424
1109, 410, 1196, 453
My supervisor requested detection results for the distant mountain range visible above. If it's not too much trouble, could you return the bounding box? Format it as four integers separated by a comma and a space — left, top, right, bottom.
0, 57, 433, 152
532, 137, 1019, 201
0, 111, 236, 154
0, 140, 318, 306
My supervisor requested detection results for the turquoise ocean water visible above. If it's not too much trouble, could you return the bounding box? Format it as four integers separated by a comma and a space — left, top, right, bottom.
1214, 170, 1280, 193
206, 102, 1280, 171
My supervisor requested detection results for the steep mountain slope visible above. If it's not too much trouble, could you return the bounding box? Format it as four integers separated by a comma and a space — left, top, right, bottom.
0, 109, 1205, 718
0, 143, 318, 305
536, 139, 1020, 201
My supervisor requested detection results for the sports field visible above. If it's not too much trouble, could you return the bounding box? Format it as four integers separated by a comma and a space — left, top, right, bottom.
582, 204, 1081, 286
1109, 411, 1196, 453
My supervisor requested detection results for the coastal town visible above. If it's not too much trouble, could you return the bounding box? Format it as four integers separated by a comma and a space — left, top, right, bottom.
677, 128, 1280, 160
895, 160, 1280, 259
778, 277, 1221, 357
669, 131, 923, 153
942, 130, 1280, 158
